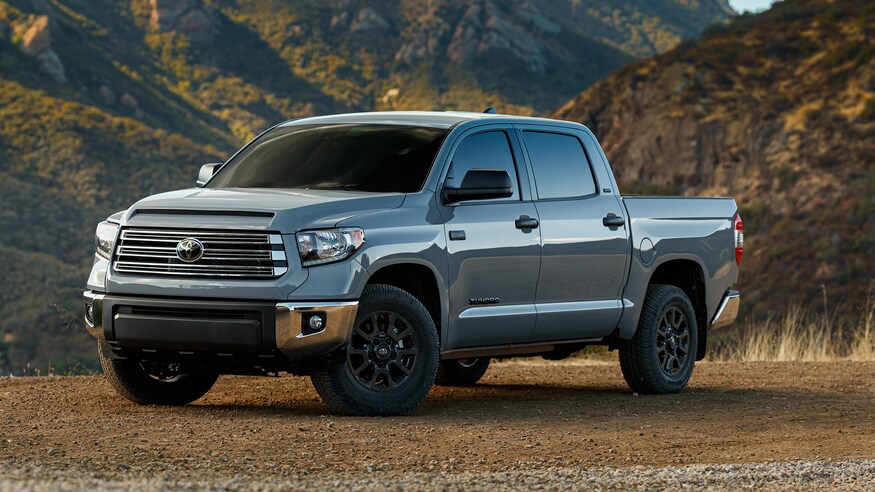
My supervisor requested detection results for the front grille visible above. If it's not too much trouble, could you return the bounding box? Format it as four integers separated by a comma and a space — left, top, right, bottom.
113, 228, 288, 278
119, 305, 262, 321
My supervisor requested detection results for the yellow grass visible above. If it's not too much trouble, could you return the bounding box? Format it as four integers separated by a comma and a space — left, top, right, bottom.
713, 285, 875, 362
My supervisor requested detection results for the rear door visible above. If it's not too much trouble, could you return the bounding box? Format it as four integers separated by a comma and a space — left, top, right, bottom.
437, 127, 542, 349
516, 126, 630, 342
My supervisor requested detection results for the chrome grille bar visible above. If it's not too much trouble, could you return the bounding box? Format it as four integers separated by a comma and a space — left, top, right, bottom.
113, 228, 288, 278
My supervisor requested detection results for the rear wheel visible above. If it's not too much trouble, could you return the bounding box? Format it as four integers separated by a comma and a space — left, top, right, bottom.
310, 284, 439, 416
435, 357, 490, 386
619, 284, 698, 394
98, 341, 217, 405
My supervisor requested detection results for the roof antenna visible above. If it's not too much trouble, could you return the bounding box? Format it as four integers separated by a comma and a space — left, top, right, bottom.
483, 107, 497, 114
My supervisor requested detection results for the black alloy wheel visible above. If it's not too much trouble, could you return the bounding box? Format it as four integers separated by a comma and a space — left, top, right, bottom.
309, 284, 439, 416
346, 312, 419, 391
655, 307, 691, 376
619, 284, 698, 394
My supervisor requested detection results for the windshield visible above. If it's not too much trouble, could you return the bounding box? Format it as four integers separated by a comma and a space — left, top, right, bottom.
207, 123, 448, 192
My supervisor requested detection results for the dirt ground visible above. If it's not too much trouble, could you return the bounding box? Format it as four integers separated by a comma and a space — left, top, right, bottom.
1, 360, 874, 490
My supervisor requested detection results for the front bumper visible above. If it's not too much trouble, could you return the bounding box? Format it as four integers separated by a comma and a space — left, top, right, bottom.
710, 290, 740, 329
83, 291, 358, 360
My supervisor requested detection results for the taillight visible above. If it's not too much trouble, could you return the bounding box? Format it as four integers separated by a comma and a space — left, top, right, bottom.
734, 214, 744, 265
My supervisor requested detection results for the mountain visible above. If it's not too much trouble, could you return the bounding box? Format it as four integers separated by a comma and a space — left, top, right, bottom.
553, 0, 875, 319
0, 0, 734, 373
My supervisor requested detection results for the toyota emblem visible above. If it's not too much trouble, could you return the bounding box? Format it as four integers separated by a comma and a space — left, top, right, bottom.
176, 238, 205, 263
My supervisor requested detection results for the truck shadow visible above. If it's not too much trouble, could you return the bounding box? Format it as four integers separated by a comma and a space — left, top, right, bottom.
192, 381, 859, 421
417, 383, 855, 420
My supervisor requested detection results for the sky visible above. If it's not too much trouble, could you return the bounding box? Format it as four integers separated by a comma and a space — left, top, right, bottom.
729, 0, 778, 12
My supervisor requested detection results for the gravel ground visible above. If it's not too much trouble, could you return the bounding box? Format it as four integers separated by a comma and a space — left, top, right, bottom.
2, 460, 875, 491
2, 361, 874, 490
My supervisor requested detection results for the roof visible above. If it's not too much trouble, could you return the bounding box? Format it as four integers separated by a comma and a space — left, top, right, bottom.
279, 111, 580, 130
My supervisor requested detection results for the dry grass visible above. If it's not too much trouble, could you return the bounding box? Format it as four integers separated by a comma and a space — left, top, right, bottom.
712, 286, 875, 362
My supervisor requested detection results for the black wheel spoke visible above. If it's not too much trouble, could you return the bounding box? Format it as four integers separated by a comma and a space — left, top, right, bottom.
393, 360, 413, 376
383, 369, 395, 388
352, 360, 371, 376
354, 325, 375, 342
368, 369, 382, 389
664, 354, 675, 373
347, 310, 419, 392
654, 306, 691, 377
389, 325, 412, 342
347, 348, 369, 358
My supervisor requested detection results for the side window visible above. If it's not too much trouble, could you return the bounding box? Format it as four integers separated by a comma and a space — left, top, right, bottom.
522, 131, 597, 200
447, 131, 519, 201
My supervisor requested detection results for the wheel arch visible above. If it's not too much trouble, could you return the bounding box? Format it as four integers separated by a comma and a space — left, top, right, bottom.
646, 258, 708, 360
617, 253, 710, 357
365, 260, 447, 347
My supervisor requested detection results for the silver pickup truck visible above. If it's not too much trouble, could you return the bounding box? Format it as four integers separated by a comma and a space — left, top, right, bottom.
84, 111, 742, 416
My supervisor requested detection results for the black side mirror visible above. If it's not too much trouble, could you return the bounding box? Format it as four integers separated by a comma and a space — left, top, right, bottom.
443, 169, 513, 204
196, 163, 222, 187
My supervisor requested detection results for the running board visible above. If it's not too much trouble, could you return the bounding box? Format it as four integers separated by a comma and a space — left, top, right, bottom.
441, 337, 603, 360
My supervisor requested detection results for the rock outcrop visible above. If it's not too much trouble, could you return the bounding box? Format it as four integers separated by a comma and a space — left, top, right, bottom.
447, 0, 549, 73
394, 0, 553, 73
350, 7, 390, 32
120, 92, 144, 118
148, 0, 219, 43
99, 85, 116, 105
15, 15, 51, 56
12, 15, 66, 83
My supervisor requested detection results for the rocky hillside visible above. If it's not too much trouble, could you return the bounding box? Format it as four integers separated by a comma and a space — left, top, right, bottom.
0, 0, 734, 373
554, 0, 875, 318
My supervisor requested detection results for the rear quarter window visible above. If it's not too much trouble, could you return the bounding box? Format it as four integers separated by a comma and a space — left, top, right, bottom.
522, 131, 597, 200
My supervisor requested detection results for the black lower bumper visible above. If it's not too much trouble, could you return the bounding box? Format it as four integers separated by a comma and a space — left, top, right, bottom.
89, 294, 279, 354
83, 292, 358, 362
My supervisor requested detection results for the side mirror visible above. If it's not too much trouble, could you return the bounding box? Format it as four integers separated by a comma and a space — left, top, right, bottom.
196, 163, 222, 187
443, 169, 513, 204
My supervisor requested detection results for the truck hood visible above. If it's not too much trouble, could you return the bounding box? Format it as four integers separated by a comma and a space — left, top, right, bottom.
121, 188, 406, 232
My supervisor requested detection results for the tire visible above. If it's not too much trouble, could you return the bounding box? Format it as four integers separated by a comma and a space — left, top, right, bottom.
435, 357, 490, 386
619, 284, 698, 394
98, 341, 217, 405
310, 284, 440, 416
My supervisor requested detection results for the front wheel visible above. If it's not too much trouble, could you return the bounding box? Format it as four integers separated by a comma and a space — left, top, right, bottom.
619, 284, 698, 394
309, 284, 440, 416
98, 341, 217, 405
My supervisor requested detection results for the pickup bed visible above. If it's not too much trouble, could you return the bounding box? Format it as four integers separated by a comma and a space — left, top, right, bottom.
84, 111, 742, 415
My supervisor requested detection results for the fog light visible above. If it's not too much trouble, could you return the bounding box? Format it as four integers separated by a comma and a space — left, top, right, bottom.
302, 313, 326, 336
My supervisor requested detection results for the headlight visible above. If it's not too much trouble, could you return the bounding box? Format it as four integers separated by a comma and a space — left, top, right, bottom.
296, 228, 365, 267
95, 221, 119, 259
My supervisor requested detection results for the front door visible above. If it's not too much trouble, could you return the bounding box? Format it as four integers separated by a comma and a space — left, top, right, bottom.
439, 129, 541, 349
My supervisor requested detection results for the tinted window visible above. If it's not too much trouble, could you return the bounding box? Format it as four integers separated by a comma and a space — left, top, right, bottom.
523, 131, 596, 199
208, 124, 447, 192
447, 131, 519, 200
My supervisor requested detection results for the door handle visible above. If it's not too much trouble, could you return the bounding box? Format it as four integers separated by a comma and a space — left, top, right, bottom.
602, 213, 625, 227
515, 215, 539, 229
